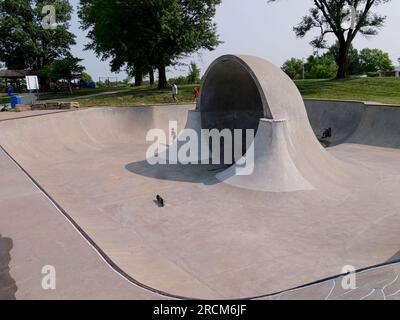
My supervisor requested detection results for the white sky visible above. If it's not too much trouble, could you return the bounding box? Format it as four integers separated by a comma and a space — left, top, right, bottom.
69, 0, 400, 81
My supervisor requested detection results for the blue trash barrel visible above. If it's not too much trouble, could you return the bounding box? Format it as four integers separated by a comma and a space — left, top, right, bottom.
10, 96, 22, 109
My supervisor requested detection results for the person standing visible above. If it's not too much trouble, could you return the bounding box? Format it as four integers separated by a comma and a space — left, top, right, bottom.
172, 83, 178, 102
193, 87, 199, 103
7, 85, 14, 97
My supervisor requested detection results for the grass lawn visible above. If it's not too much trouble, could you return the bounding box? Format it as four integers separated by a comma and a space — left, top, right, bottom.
69, 84, 198, 107
2, 77, 400, 108
74, 78, 400, 107
0, 93, 9, 104
39, 86, 130, 101
295, 77, 400, 105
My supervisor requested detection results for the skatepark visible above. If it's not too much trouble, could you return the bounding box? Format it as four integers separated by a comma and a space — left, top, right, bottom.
1, 55, 400, 300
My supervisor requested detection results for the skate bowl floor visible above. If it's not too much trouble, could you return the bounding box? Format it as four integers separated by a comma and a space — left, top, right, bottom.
1, 101, 400, 299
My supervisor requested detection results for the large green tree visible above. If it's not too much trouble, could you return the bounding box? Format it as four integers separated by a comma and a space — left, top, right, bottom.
0, 0, 76, 70
328, 42, 363, 75
187, 61, 201, 84
305, 54, 338, 79
269, 0, 391, 79
79, 0, 221, 88
359, 48, 394, 72
44, 55, 85, 94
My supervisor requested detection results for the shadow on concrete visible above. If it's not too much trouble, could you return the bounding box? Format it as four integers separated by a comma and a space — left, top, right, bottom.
387, 250, 400, 263
0, 234, 17, 300
125, 160, 227, 185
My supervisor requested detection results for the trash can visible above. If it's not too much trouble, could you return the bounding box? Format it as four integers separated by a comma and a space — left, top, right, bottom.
10, 96, 22, 109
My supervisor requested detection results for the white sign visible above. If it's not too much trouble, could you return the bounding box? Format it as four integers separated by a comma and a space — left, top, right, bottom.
26, 76, 40, 90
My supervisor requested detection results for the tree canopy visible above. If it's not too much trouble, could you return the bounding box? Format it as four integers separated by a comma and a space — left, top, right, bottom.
282, 45, 394, 79
359, 48, 394, 72
44, 55, 85, 93
269, 0, 392, 78
187, 61, 201, 84
0, 0, 76, 70
79, 0, 222, 88
282, 58, 304, 79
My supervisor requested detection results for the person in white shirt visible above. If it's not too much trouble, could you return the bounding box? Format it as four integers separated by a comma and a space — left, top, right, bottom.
172, 83, 178, 102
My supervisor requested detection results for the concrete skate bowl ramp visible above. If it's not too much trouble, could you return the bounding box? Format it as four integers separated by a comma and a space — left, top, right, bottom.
1, 56, 400, 299
199, 55, 345, 192
306, 99, 400, 148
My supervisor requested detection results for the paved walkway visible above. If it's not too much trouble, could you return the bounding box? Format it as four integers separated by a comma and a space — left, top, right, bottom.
43, 89, 131, 102
0, 110, 74, 122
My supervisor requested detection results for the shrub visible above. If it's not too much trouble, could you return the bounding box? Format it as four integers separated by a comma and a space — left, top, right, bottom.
366, 72, 380, 77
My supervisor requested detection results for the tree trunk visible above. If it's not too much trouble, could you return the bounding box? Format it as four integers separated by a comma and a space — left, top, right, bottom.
149, 68, 155, 86
158, 64, 167, 89
336, 41, 350, 79
134, 70, 143, 87
68, 80, 73, 95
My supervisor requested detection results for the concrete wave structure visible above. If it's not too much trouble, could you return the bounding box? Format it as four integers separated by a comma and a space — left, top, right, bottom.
198, 55, 343, 192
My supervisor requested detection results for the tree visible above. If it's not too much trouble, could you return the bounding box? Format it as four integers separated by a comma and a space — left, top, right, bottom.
81, 71, 93, 82
305, 54, 338, 79
187, 61, 201, 84
44, 55, 85, 94
79, 0, 221, 89
0, 63, 5, 91
282, 58, 304, 79
359, 48, 394, 72
0, 0, 76, 71
328, 42, 363, 75
269, 0, 391, 79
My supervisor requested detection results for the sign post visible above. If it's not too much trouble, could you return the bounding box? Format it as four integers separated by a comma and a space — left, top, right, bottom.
25, 76, 40, 105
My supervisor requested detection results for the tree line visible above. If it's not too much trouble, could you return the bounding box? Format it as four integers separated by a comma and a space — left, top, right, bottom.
0, 0, 221, 91
282, 44, 397, 80
1, 0, 395, 92
269, 0, 393, 79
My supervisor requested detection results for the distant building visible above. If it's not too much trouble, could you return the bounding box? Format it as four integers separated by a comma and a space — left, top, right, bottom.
380, 66, 400, 78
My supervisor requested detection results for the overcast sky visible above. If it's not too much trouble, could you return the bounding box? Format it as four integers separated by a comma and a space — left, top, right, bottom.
69, 0, 400, 81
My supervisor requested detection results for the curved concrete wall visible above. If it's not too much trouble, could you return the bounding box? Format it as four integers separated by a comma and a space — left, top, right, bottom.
199, 55, 345, 191
0, 106, 192, 165
305, 99, 400, 149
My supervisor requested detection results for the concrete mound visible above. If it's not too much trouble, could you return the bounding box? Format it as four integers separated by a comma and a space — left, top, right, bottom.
199, 55, 346, 191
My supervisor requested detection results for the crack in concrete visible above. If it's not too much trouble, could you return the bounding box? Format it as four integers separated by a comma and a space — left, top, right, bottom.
360, 289, 375, 300
325, 280, 336, 300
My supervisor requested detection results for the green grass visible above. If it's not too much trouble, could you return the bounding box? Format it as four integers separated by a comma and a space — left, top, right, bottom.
39, 86, 129, 101
71, 78, 400, 107
295, 77, 400, 105
0, 93, 9, 104
70, 84, 198, 107
3, 77, 400, 108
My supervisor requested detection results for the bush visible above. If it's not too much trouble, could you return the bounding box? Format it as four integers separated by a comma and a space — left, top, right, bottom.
282, 58, 304, 79
168, 76, 188, 86
366, 71, 380, 78
305, 54, 338, 79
